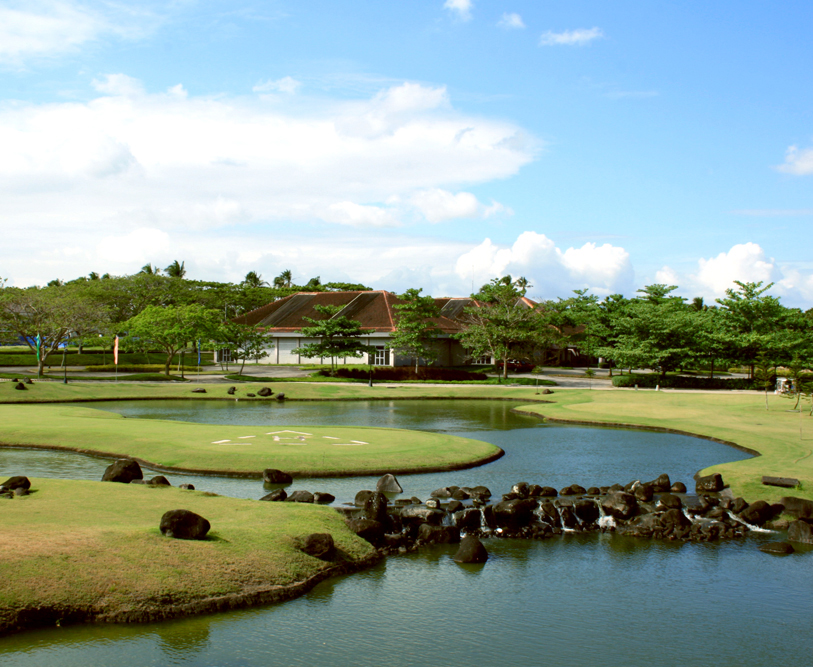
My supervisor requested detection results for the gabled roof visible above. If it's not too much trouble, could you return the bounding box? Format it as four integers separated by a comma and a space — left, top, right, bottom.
236, 290, 475, 334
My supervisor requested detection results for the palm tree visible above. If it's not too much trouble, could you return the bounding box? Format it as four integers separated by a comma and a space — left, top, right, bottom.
165, 260, 186, 279
140, 264, 161, 275
274, 269, 293, 288
242, 271, 268, 288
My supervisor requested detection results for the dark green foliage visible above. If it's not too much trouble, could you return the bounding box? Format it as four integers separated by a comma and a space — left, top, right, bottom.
611, 374, 757, 390
321, 367, 488, 381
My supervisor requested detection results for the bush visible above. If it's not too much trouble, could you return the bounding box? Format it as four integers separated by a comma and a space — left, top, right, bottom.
612, 374, 758, 390
320, 367, 489, 382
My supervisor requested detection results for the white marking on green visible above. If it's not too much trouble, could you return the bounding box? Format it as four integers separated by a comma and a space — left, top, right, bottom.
238, 436, 256, 439
212, 440, 231, 444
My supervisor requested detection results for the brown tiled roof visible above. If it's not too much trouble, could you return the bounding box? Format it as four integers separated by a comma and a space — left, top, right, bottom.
236, 291, 472, 334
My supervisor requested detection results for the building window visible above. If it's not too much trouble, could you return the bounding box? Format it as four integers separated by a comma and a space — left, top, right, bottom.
371, 346, 390, 366
217, 348, 233, 363
470, 354, 491, 365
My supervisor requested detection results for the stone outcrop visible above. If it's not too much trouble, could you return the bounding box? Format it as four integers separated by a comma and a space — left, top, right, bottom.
102, 459, 143, 484
453, 535, 489, 563
263, 469, 293, 485
159, 510, 210, 540
375, 474, 403, 493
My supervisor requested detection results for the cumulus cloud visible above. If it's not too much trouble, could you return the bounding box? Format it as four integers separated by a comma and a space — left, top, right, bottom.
776, 145, 813, 175
454, 231, 634, 298
0, 76, 535, 237
444, 0, 472, 21
498, 13, 525, 29
539, 27, 603, 46
252, 76, 301, 94
409, 188, 509, 223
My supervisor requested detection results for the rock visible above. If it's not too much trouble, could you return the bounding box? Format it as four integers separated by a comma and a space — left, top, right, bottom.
633, 484, 654, 502
179, 483, 195, 490
430, 486, 455, 498
13, 487, 28, 497
540, 388, 553, 395
759, 541, 795, 555
14, 382, 26, 390
670, 482, 687, 493
298, 533, 335, 560
452, 534, 489, 563
417, 524, 460, 544
447, 500, 464, 513
601, 491, 639, 520
512, 482, 530, 498
696, 473, 724, 493
587, 487, 601, 495
364, 492, 389, 522
263, 469, 293, 485
191, 388, 207, 393
647, 474, 672, 493
788, 520, 813, 544
560, 484, 586, 496
375, 474, 403, 494
451, 488, 470, 500
257, 387, 274, 397
731, 497, 749, 514
468, 485, 492, 499
539, 501, 560, 527
313, 492, 335, 504
493, 498, 538, 529
0, 476, 31, 491
538, 486, 558, 498
781, 496, 813, 520
102, 459, 143, 484
0, 491, 13, 499
287, 490, 315, 503
399, 506, 445, 526
574, 499, 600, 524
453, 508, 483, 530
24, 378, 33, 384
622, 513, 663, 537
345, 518, 385, 545
739, 500, 772, 526
246, 393, 256, 398
425, 498, 442, 509
658, 493, 683, 510
148, 476, 171, 486
159, 509, 210, 540
275, 393, 286, 401
661, 508, 692, 529
354, 490, 375, 506
558, 506, 579, 530
226, 386, 237, 395
260, 488, 287, 501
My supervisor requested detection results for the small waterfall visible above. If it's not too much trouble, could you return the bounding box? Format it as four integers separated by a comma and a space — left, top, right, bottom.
556, 505, 577, 533
725, 510, 775, 533
597, 501, 616, 529
479, 507, 492, 533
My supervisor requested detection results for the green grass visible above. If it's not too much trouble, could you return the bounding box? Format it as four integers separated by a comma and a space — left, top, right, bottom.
226, 372, 556, 386
513, 390, 813, 503
0, 352, 214, 367
0, 477, 374, 630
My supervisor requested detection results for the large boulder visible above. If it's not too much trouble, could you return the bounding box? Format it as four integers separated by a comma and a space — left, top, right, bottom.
493, 498, 538, 529
695, 473, 724, 493
787, 520, 813, 545
417, 524, 460, 544
345, 518, 385, 545
313, 492, 335, 504
298, 533, 335, 560
574, 499, 600, 525
560, 484, 586, 496
661, 508, 692, 529
287, 490, 315, 503
364, 492, 389, 522
781, 496, 813, 520
670, 482, 687, 493
0, 476, 31, 492
263, 469, 293, 485
159, 510, 210, 540
260, 488, 287, 501
102, 459, 143, 484
601, 491, 639, 520
354, 490, 375, 506
658, 493, 683, 510
430, 486, 456, 499
739, 500, 773, 526
376, 474, 403, 494
13, 382, 26, 390
148, 476, 171, 486
453, 508, 484, 530
759, 541, 795, 555
257, 387, 274, 397
399, 506, 445, 526
647, 474, 672, 493
452, 535, 488, 563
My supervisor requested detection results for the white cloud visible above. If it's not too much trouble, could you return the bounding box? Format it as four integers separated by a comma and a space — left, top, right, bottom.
0, 76, 535, 239
444, 0, 472, 21
409, 189, 477, 222
498, 13, 525, 29
454, 231, 634, 298
776, 145, 813, 175
96, 227, 171, 264
539, 27, 603, 47
252, 76, 301, 95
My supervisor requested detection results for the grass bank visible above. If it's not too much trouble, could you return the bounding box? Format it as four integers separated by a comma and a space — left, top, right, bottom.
0, 478, 376, 635
514, 390, 813, 503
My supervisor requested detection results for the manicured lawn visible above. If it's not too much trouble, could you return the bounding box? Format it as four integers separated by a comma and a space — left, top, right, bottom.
514, 390, 813, 503
0, 478, 374, 631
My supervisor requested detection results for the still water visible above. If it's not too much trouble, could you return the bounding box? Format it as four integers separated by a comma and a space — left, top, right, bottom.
0, 400, 810, 666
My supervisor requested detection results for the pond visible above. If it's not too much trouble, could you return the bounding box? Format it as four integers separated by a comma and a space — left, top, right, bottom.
1, 399, 811, 666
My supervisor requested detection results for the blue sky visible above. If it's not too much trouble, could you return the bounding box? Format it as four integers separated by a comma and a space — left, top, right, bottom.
1, 0, 812, 306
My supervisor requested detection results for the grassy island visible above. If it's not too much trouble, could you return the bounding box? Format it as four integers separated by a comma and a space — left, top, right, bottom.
0, 478, 376, 635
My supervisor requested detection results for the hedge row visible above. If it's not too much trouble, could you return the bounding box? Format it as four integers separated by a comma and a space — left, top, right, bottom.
319, 367, 489, 382
611, 374, 759, 390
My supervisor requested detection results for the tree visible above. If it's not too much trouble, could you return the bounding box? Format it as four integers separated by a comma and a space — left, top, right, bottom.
0, 284, 108, 375
124, 304, 220, 375
304, 276, 322, 290
219, 322, 275, 375
242, 271, 268, 288
273, 269, 293, 288
456, 277, 549, 380
165, 260, 187, 279
389, 288, 442, 373
293, 304, 373, 373
140, 264, 161, 275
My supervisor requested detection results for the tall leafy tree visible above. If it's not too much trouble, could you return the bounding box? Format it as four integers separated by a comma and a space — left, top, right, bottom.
164, 260, 187, 279
293, 304, 374, 373
218, 322, 275, 375
124, 304, 220, 375
273, 269, 293, 288
242, 271, 267, 288
389, 288, 442, 372
456, 276, 549, 380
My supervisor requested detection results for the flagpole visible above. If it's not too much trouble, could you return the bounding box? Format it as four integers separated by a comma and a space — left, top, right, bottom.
114, 335, 119, 383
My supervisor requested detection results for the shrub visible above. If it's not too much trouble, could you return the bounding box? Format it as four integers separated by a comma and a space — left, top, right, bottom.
611, 374, 758, 390
320, 367, 489, 382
